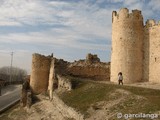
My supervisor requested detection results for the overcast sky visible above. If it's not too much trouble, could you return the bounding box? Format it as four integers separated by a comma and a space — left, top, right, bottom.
0, 0, 160, 73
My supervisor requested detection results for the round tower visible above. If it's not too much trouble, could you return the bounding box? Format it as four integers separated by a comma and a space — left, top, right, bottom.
145, 20, 160, 84
111, 8, 144, 83
30, 53, 51, 94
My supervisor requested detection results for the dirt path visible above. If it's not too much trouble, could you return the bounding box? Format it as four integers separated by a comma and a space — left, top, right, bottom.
86, 89, 128, 120
125, 82, 160, 90
94, 80, 160, 90
26, 98, 66, 120
86, 89, 147, 120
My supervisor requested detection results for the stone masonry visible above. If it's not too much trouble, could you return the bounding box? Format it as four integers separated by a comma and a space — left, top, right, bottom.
67, 55, 110, 81
30, 53, 110, 95
145, 20, 160, 83
30, 53, 51, 94
111, 8, 160, 84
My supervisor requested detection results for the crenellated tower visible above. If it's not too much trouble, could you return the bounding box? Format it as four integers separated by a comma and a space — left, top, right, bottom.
111, 8, 144, 83
144, 20, 160, 83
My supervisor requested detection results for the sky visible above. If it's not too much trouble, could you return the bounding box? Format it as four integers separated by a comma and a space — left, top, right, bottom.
0, 0, 160, 73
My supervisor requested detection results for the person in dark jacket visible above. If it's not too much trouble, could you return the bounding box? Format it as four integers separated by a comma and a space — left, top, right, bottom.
118, 72, 123, 85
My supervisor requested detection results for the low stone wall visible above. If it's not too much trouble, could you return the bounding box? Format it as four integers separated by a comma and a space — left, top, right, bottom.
57, 75, 72, 91
53, 93, 84, 120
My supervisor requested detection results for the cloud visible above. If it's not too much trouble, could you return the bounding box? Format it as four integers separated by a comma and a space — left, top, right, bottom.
148, 0, 160, 11
108, 0, 123, 3
0, 0, 71, 26
122, 0, 144, 10
0, 27, 110, 51
0, 20, 22, 26
1, 0, 159, 72
0, 0, 112, 51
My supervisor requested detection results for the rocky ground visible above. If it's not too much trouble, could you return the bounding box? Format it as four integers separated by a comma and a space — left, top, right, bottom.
0, 81, 160, 120
0, 95, 67, 120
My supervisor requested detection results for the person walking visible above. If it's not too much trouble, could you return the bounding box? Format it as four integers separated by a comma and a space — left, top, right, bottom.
118, 72, 123, 85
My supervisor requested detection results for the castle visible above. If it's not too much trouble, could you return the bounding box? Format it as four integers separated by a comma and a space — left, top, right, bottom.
29, 8, 160, 96
111, 8, 160, 84
30, 53, 110, 94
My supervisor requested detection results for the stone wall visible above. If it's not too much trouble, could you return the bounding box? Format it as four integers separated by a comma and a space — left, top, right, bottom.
67, 59, 110, 81
48, 58, 55, 92
30, 53, 110, 95
48, 58, 56, 100
143, 21, 150, 82
54, 59, 69, 76
30, 53, 51, 94
145, 20, 160, 83
57, 75, 72, 91
111, 8, 144, 83
47, 58, 71, 99
53, 93, 84, 120
111, 8, 160, 84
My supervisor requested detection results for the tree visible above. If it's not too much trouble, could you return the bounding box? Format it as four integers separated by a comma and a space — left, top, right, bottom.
0, 66, 27, 84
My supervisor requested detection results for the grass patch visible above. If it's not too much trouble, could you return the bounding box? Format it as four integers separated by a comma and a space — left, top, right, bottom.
58, 78, 160, 118
123, 86, 160, 113
59, 78, 116, 116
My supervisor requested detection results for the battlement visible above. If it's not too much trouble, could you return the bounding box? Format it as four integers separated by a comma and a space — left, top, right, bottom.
145, 19, 160, 28
111, 8, 160, 84
112, 8, 143, 22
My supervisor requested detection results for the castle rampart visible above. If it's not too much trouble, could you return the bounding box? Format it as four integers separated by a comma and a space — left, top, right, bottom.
143, 24, 150, 82
68, 54, 110, 81
30, 53, 110, 95
144, 21, 160, 83
111, 8, 144, 83
30, 53, 51, 94
112, 8, 143, 22
48, 58, 56, 100
111, 8, 160, 84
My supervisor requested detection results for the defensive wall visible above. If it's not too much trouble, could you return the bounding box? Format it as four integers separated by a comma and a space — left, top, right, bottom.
67, 53, 110, 81
145, 20, 160, 83
67, 63, 110, 81
30, 53, 51, 94
111, 8, 160, 84
30, 53, 110, 95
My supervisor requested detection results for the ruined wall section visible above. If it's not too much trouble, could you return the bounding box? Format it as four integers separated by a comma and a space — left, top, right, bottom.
111, 8, 144, 83
48, 58, 70, 95
48, 58, 55, 91
54, 59, 69, 76
86, 53, 100, 64
48, 58, 57, 100
30, 53, 51, 94
57, 75, 72, 91
145, 20, 160, 83
67, 61, 110, 81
